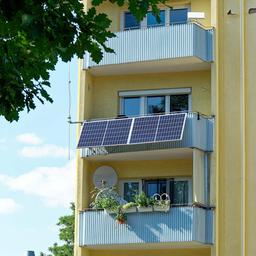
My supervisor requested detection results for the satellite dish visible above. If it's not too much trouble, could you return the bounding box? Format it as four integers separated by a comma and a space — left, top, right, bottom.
93, 166, 118, 188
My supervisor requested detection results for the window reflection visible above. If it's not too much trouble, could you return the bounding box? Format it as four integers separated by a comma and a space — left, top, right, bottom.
123, 97, 140, 117
124, 12, 140, 30
147, 10, 165, 28
123, 182, 139, 202
170, 8, 188, 24
172, 180, 189, 205
144, 180, 167, 197
147, 96, 165, 114
170, 94, 189, 112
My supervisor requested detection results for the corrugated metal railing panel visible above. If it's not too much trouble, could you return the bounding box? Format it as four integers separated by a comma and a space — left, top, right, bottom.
85, 23, 213, 68
80, 113, 214, 158
79, 207, 213, 246
193, 26, 214, 62
192, 207, 214, 244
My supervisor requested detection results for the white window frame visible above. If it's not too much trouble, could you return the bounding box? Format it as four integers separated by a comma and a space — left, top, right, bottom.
119, 88, 192, 116
120, 5, 191, 31
119, 179, 142, 199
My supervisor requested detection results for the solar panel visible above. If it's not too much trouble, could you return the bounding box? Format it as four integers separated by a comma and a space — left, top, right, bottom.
129, 116, 160, 144
103, 118, 132, 146
77, 121, 108, 148
77, 113, 187, 148
155, 113, 186, 142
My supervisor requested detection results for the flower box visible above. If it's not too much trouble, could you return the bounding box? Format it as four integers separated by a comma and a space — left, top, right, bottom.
123, 206, 137, 213
104, 209, 115, 214
153, 205, 170, 212
137, 206, 153, 212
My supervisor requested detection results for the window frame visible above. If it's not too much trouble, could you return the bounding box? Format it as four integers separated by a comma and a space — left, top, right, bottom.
172, 177, 193, 205
119, 179, 143, 201
123, 11, 141, 31
142, 176, 193, 205
121, 5, 191, 31
169, 6, 190, 25
119, 88, 192, 117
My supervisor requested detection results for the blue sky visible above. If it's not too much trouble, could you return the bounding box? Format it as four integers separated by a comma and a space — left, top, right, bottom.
0, 58, 78, 256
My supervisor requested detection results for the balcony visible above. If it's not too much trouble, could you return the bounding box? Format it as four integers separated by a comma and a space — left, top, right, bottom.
79, 206, 214, 248
84, 23, 214, 76
80, 112, 214, 159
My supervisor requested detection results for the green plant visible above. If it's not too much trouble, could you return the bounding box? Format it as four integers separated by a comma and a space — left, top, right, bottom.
134, 192, 155, 207
122, 202, 137, 210
40, 203, 74, 256
93, 197, 119, 211
115, 206, 127, 224
91, 187, 120, 211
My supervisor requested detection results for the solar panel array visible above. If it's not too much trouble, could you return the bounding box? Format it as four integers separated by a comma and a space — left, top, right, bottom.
77, 113, 187, 148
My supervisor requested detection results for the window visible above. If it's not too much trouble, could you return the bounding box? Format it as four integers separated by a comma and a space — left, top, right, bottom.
123, 97, 141, 117
170, 8, 188, 24
119, 88, 191, 117
144, 179, 167, 197
170, 178, 191, 205
124, 12, 140, 30
170, 94, 189, 112
147, 10, 165, 28
122, 7, 189, 30
147, 96, 165, 114
143, 178, 192, 205
119, 180, 142, 202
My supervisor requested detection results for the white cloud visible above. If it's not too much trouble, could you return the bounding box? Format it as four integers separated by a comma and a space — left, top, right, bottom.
16, 133, 43, 145
20, 144, 73, 158
0, 160, 75, 207
0, 198, 22, 214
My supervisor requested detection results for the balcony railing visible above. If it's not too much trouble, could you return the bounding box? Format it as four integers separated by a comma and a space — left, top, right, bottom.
79, 206, 214, 247
84, 23, 214, 72
81, 112, 214, 158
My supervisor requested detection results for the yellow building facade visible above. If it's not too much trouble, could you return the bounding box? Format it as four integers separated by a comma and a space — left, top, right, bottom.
75, 1, 256, 256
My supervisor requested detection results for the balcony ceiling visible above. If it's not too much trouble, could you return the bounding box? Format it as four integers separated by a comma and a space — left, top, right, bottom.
88, 57, 211, 76
84, 147, 193, 161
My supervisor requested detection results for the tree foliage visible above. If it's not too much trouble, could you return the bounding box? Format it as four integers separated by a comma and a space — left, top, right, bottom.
0, 0, 163, 122
40, 203, 75, 256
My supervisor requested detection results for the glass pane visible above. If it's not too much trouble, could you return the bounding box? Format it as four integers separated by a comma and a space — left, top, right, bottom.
147, 96, 165, 114
123, 182, 139, 202
172, 180, 189, 205
123, 97, 140, 117
170, 94, 189, 112
146, 182, 158, 197
124, 12, 140, 30
159, 180, 167, 195
145, 180, 167, 197
147, 10, 165, 28
170, 8, 188, 24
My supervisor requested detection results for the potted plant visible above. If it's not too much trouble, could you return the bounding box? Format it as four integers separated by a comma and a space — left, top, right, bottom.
92, 193, 120, 214
134, 192, 153, 212
153, 193, 170, 212
122, 202, 137, 213
91, 186, 121, 214
115, 207, 127, 224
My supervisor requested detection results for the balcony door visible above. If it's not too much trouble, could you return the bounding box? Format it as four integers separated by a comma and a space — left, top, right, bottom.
143, 178, 192, 205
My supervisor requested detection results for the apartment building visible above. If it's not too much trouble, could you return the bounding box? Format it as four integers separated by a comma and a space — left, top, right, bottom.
75, 1, 256, 256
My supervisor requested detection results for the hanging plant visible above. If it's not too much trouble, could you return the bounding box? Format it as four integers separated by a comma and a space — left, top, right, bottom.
115, 206, 127, 224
